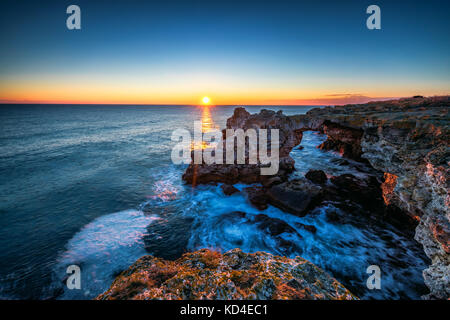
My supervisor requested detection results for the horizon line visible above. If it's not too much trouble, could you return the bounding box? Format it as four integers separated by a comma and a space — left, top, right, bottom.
1, 95, 447, 107
0, 102, 327, 107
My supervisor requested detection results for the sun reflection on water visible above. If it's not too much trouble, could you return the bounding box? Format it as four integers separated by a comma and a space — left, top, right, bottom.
192, 106, 220, 150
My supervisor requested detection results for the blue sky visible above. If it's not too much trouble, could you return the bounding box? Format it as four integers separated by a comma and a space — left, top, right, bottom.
0, 0, 449, 104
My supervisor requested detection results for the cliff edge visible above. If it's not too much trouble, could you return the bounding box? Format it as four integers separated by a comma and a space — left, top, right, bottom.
291, 96, 449, 299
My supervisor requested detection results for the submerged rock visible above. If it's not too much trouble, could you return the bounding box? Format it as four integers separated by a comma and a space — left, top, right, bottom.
221, 184, 239, 195
329, 173, 383, 211
96, 248, 357, 300
253, 214, 299, 236
244, 186, 268, 210
305, 169, 328, 184
266, 178, 323, 217
208, 211, 304, 256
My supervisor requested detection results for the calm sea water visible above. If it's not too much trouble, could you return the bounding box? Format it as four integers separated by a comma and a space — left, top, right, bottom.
0, 104, 429, 300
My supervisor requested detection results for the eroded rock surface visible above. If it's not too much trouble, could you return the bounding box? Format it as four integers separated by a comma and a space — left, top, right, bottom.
182, 108, 302, 186
96, 248, 356, 300
179, 96, 448, 299
266, 178, 324, 217
305, 169, 328, 184
290, 96, 450, 299
221, 184, 239, 196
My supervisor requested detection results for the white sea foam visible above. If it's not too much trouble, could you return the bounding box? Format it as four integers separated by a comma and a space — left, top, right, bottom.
185, 183, 428, 299
53, 209, 158, 299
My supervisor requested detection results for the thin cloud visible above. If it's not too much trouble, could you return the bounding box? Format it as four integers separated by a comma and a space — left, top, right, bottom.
265, 94, 399, 106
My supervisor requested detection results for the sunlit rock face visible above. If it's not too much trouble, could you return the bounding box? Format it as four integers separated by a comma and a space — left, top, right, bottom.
381, 173, 398, 205
96, 248, 356, 300
291, 96, 449, 299
179, 96, 448, 299
318, 121, 365, 161
182, 108, 302, 186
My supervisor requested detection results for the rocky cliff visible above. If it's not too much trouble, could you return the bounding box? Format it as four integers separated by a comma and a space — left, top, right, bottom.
97, 248, 356, 300
102, 96, 448, 300
182, 108, 302, 187
290, 96, 449, 299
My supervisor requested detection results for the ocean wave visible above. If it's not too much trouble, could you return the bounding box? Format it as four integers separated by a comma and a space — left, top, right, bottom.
51, 209, 159, 300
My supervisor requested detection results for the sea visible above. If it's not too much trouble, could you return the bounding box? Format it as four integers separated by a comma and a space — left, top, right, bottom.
0, 104, 430, 300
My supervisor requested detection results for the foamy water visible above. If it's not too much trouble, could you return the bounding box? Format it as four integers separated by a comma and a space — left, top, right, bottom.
0, 105, 429, 300
53, 130, 429, 299
52, 210, 159, 299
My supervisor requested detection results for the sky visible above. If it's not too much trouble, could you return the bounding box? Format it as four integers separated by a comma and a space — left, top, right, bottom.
0, 0, 449, 105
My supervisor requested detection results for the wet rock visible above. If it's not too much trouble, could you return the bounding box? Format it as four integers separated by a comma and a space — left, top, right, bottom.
261, 176, 282, 187
253, 214, 299, 236
329, 174, 383, 211
97, 248, 357, 300
214, 211, 302, 255
244, 186, 268, 210
290, 96, 450, 298
305, 169, 327, 184
266, 178, 324, 217
251, 214, 303, 255
326, 208, 344, 223
221, 184, 239, 195
294, 222, 317, 234
381, 172, 398, 205
318, 121, 365, 161
183, 107, 302, 186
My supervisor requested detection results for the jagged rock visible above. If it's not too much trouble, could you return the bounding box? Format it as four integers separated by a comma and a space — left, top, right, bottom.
261, 176, 283, 187
329, 174, 383, 211
305, 169, 327, 184
253, 214, 299, 237
290, 96, 450, 299
266, 178, 323, 217
244, 186, 268, 210
221, 184, 239, 195
318, 121, 365, 161
381, 172, 398, 205
96, 248, 357, 300
182, 108, 302, 186
180, 96, 449, 298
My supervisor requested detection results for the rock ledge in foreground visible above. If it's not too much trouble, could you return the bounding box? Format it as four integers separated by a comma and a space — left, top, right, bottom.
96, 248, 356, 300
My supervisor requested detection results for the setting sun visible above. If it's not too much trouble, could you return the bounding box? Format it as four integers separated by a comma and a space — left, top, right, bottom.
202, 96, 210, 104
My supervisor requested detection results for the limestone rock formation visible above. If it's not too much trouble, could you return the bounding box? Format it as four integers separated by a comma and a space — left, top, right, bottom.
96, 248, 357, 300
179, 96, 449, 299
290, 96, 449, 299
182, 108, 302, 186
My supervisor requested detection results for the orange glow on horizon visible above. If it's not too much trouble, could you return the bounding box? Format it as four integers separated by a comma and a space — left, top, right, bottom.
0, 80, 447, 106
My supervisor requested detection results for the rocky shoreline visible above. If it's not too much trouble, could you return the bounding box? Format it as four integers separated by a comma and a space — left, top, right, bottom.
99, 96, 448, 300
290, 96, 449, 299
97, 248, 356, 300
